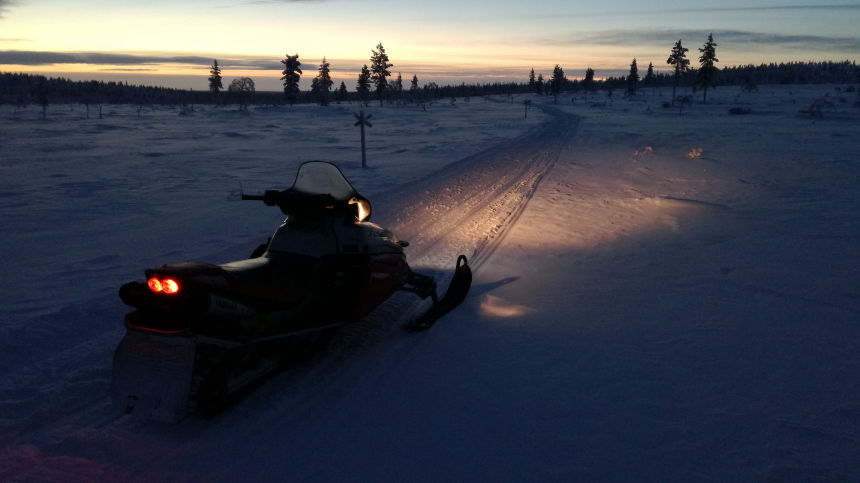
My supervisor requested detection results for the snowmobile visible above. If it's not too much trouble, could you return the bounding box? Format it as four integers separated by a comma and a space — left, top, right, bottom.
112, 161, 471, 423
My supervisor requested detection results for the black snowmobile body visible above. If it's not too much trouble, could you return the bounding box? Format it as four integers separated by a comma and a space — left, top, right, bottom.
112, 161, 471, 423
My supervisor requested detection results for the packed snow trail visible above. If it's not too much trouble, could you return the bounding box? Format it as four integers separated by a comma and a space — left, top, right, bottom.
1, 104, 579, 478
376, 105, 578, 270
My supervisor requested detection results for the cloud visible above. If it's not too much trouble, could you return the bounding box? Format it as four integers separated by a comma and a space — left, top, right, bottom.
0, 50, 391, 75
238, 0, 329, 4
0, 0, 17, 18
0, 51, 290, 70
563, 29, 860, 51
520, 3, 860, 20
98, 68, 158, 72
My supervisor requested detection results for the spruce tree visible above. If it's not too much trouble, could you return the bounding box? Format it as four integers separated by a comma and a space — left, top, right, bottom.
280, 54, 302, 106
667, 39, 690, 106
357, 64, 371, 107
583, 68, 595, 97
528, 69, 536, 93
536, 73, 544, 95
627, 59, 639, 96
369, 43, 392, 106
37, 77, 49, 118
208, 60, 223, 94
697, 34, 718, 104
394, 72, 403, 104
315, 56, 333, 106
550, 65, 565, 102
336, 81, 348, 104
644, 62, 656, 89
410, 75, 419, 104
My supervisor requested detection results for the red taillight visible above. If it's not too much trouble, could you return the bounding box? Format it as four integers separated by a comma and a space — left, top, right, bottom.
148, 277, 163, 292
148, 276, 180, 295
162, 278, 180, 294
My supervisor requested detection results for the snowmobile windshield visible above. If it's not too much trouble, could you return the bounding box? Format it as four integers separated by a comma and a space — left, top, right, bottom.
289, 161, 371, 221
291, 162, 357, 201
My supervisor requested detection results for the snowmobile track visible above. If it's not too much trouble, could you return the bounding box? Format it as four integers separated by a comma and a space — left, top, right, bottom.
378, 104, 579, 273
13, 103, 579, 447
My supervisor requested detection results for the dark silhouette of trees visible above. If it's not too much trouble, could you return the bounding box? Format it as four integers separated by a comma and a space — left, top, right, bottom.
549, 65, 565, 102
583, 68, 595, 97
393, 72, 403, 105
856, 68, 860, 106
535, 73, 544, 95
644, 62, 656, 89
528, 69, 536, 93
667, 39, 690, 106
280, 54, 302, 106
627, 59, 639, 96
313, 57, 333, 106
357, 64, 371, 106
336, 81, 348, 104
228, 77, 255, 110
208, 60, 223, 93
369, 43, 392, 106
1, 59, 856, 115
36, 77, 49, 118
697, 34, 719, 104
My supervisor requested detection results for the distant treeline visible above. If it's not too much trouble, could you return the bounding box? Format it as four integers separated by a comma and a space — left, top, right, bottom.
599, 60, 859, 92
1, 60, 858, 113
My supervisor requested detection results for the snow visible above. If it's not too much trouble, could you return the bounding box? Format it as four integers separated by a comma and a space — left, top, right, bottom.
2, 86, 859, 481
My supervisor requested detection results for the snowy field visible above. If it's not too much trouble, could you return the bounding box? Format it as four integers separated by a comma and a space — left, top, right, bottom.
1, 85, 859, 481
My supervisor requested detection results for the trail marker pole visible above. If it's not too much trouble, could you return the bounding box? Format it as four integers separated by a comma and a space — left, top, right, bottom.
523, 99, 532, 118
353, 110, 373, 167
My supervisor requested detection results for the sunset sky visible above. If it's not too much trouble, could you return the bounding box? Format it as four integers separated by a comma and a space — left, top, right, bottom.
1, 0, 858, 90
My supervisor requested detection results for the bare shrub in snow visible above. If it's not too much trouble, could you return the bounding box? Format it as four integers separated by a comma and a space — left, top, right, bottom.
800, 99, 836, 117
686, 147, 703, 158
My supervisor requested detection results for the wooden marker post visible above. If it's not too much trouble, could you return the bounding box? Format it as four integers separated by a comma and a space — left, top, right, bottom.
523, 99, 532, 118
353, 110, 373, 167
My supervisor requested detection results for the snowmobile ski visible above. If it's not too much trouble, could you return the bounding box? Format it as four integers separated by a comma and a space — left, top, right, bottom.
405, 255, 472, 330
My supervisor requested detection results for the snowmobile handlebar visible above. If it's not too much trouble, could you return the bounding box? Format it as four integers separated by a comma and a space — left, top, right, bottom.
242, 189, 347, 217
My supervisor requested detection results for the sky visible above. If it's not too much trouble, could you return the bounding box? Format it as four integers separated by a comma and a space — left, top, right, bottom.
0, 0, 858, 90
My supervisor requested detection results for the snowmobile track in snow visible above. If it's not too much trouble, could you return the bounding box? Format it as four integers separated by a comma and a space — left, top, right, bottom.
14, 104, 579, 445
376, 104, 579, 274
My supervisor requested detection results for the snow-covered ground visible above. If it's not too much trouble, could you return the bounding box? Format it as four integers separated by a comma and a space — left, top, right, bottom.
1, 85, 858, 481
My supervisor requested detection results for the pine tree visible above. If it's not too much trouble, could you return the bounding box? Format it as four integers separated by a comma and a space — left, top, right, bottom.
409, 75, 419, 105
208, 60, 223, 93
280, 54, 302, 106
667, 39, 690, 106
314, 56, 333, 106
697, 34, 718, 104
357, 64, 371, 107
550, 65, 565, 102
528, 69, 536, 93
37, 77, 49, 118
394, 72, 403, 105
583, 68, 595, 97
644, 62, 656, 89
536, 73, 544, 95
336, 81, 348, 104
369, 43, 393, 106
627, 58, 639, 96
